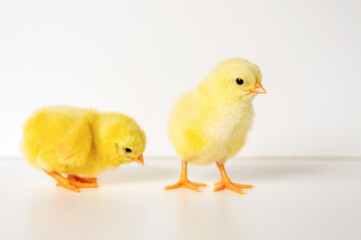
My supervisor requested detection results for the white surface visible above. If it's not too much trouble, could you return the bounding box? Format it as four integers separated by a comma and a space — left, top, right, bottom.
0, 158, 360, 240
1, 0, 361, 157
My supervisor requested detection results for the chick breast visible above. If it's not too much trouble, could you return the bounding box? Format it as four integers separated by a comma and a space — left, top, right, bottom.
168, 91, 254, 165
21, 106, 94, 173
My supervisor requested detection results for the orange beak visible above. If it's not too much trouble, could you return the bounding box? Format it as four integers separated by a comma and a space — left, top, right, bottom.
132, 154, 144, 166
249, 81, 266, 94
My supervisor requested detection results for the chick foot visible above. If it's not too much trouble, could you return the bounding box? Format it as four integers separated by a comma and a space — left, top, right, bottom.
165, 180, 206, 192
43, 169, 80, 192
213, 179, 253, 194
67, 174, 98, 184
214, 162, 253, 194
214, 180, 253, 189
67, 175, 98, 188
165, 160, 206, 192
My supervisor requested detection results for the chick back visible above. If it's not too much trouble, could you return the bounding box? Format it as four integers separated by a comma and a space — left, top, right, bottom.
21, 106, 95, 173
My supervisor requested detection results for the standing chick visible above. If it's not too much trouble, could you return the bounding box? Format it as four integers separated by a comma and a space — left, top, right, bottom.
22, 106, 146, 192
165, 58, 266, 194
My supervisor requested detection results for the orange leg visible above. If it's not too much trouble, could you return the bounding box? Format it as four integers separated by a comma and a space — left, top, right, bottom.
43, 169, 79, 192
67, 175, 98, 188
165, 160, 207, 192
214, 162, 253, 194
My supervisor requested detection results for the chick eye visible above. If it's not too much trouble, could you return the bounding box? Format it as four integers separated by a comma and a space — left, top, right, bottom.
236, 78, 244, 85
125, 148, 132, 153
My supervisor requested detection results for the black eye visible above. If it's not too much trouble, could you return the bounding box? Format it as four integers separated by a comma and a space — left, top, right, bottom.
125, 148, 132, 153
236, 78, 244, 85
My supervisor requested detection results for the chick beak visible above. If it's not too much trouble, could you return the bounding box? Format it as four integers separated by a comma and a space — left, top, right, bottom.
132, 154, 144, 166
249, 81, 266, 94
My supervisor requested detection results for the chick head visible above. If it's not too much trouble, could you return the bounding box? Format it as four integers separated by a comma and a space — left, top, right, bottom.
203, 58, 265, 101
97, 112, 146, 166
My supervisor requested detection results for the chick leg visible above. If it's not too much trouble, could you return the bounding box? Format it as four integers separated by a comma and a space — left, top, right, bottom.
67, 175, 98, 188
214, 162, 253, 194
165, 160, 207, 192
43, 169, 80, 192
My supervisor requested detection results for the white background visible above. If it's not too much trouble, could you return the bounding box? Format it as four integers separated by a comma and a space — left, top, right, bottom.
1, 2, 360, 240
1, 0, 361, 158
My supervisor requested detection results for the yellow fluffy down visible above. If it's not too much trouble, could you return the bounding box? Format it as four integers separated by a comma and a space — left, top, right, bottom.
167, 58, 262, 165
22, 106, 146, 176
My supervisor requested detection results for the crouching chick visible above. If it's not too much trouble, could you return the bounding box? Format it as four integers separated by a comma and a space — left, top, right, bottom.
22, 106, 146, 192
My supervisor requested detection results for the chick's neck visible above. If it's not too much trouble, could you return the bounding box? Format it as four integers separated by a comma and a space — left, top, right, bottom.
88, 115, 114, 163
80, 115, 123, 174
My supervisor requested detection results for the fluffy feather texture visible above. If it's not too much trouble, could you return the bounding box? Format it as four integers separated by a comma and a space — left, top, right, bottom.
168, 58, 263, 165
22, 106, 146, 176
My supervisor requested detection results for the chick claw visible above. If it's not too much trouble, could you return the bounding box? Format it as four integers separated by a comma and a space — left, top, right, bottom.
213, 180, 253, 194
67, 175, 99, 188
165, 180, 207, 192
56, 181, 80, 192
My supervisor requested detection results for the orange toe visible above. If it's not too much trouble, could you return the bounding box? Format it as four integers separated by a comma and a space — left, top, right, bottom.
233, 183, 253, 189
190, 181, 207, 187
69, 181, 98, 189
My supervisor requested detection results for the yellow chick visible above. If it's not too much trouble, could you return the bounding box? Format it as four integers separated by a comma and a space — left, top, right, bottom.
22, 106, 146, 192
165, 58, 266, 194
